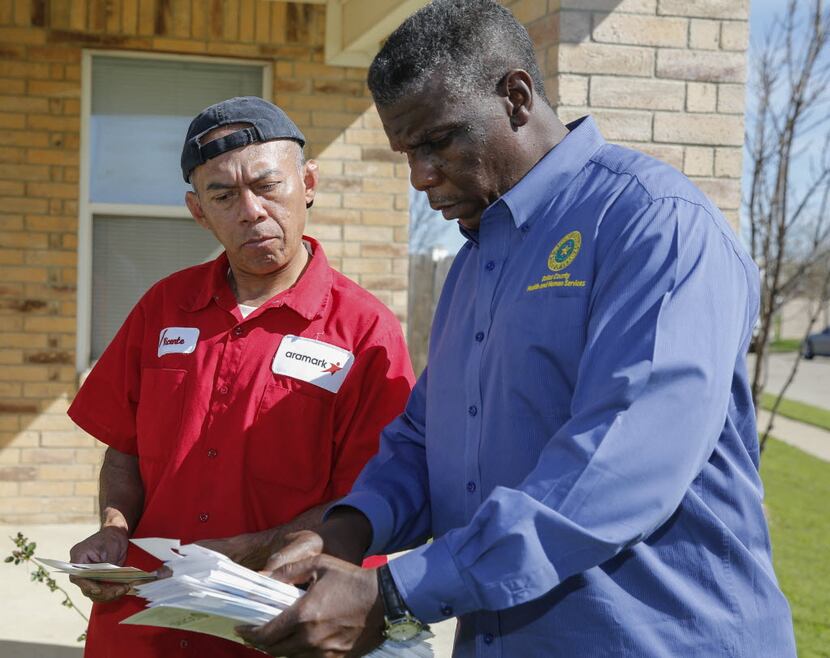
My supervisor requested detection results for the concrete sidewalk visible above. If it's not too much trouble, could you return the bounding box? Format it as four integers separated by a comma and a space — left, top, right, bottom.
0, 523, 456, 657
757, 409, 830, 462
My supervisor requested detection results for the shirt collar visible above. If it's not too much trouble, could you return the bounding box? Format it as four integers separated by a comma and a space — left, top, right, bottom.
481, 115, 605, 231
180, 236, 332, 321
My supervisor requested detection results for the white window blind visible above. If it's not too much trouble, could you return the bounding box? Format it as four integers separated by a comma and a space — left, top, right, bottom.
91, 216, 220, 359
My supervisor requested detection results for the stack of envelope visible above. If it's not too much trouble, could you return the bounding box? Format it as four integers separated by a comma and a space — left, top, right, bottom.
122, 538, 433, 657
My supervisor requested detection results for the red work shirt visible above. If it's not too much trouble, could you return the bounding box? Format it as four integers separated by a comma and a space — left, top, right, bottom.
68, 238, 414, 658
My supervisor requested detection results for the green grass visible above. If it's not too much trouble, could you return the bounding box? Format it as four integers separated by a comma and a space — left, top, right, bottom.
769, 338, 804, 353
760, 393, 830, 432
761, 439, 830, 657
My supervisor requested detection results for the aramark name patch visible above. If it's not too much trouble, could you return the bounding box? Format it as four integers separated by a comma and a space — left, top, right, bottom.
271, 335, 354, 393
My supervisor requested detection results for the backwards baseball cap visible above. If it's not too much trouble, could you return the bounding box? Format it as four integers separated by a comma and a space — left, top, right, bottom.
181, 96, 306, 183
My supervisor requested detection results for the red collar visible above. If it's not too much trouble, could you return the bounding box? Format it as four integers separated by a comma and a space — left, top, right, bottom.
180, 236, 332, 321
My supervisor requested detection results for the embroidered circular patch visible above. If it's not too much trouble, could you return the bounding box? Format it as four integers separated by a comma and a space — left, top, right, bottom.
547, 230, 582, 272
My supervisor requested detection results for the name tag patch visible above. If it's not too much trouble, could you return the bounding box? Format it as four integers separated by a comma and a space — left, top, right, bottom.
157, 327, 200, 357
272, 335, 354, 393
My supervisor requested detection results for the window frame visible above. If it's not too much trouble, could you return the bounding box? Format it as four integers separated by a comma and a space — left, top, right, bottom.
77, 49, 272, 371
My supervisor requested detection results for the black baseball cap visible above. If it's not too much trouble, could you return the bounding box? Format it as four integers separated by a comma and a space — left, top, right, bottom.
181, 96, 306, 183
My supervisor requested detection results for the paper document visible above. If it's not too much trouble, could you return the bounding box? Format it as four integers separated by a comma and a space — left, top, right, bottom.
36, 558, 156, 582
123, 538, 434, 657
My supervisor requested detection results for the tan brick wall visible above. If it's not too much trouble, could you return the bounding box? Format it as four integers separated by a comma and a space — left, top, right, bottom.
507, 0, 748, 228
0, 0, 409, 524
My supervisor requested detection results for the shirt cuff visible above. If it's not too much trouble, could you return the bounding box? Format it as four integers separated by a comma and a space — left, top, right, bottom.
387, 538, 473, 624
326, 490, 395, 556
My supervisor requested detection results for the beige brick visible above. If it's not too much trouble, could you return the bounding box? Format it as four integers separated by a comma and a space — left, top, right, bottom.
0, 481, 19, 495
361, 274, 407, 291
694, 177, 742, 210
344, 130, 391, 147
717, 84, 746, 115
344, 162, 395, 178
19, 480, 74, 496
687, 82, 717, 112
343, 193, 394, 210
0, 430, 39, 448
74, 447, 106, 464
0, 449, 20, 465
562, 0, 657, 11
37, 464, 94, 480
308, 224, 342, 241
657, 49, 746, 83
560, 107, 653, 142
720, 21, 749, 51
344, 226, 395, 243
556, 75, 589, 106
511, 0, 550, 25
0, 465, 36, 481
74, 481, 99, 496
362, 177, 408, 194
318, 143, 362, 161
557, 43, 655, 77
23, 316, 75, 333
341, 258, 392, 274
689, 19, 721, 50
40, 430, 94, 447
556, 11, 592, 44
590, 76, 685, 111
20, 447, 75, 464
684, 146, 714, 176
0, 497, 41, 513
715, 147, 743, 177
593, 14, 687, 48
43, 496, 94, 513
654, 112, 743, 145
361, 243, 408, 258
658, 0, 748, 19
360, 210, 407, 227
22, 383, 75, 400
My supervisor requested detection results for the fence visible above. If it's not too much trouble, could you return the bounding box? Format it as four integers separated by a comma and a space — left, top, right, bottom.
407, 253, 455, 376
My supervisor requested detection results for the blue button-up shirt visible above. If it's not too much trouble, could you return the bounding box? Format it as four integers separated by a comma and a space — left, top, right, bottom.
340, 117, 796, 657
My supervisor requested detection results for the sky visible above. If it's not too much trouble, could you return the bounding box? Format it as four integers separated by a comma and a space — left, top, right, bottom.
411, 0, 807, 255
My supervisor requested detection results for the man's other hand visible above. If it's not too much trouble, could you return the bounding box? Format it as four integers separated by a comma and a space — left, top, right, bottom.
237, 554, 384, 657
69, 526, 131, 602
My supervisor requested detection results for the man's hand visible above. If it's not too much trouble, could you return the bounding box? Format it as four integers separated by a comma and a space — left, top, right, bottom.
69, 526, 132, 603
237, 554, 384, 657
198, 528, 281, 571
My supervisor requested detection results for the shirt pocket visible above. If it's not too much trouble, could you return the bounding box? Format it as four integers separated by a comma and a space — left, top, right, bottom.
495, 295, 588, 420
248, 376, 334, 491
136, 368, 187, 460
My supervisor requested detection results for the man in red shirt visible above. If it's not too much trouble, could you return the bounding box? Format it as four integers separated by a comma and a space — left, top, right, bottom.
66, 96, 414, 657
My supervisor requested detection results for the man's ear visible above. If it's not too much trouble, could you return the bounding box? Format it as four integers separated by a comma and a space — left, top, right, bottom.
499, 69, 534, 130
185, 190, 209, 230
303, 160, 319, 209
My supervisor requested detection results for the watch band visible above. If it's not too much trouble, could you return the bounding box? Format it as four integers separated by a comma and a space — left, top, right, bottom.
377, 564, 409, 619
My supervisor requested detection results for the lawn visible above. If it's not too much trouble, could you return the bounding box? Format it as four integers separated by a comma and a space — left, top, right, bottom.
769, 338, 803, 353
761, 438, 830, 657
760, 393, 830, 432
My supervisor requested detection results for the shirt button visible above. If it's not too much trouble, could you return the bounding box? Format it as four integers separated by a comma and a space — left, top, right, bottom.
485, 260, 495, 271
475, 331, 484, 342
483, 633, 494, 644
440, 603, 453, 616
466, 481, 476, 493
233, 326, 244, 336
468, 405, 478, 417
218, 384, 229, 395
207, 448, 218, 458
180, 639, 189, 648
198, 512, 209, 523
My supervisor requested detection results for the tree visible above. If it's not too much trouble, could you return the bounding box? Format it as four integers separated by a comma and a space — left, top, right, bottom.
745, 0, 830, 451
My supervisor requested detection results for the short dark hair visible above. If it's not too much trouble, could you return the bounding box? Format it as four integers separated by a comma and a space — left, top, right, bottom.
368, 0, 548, 107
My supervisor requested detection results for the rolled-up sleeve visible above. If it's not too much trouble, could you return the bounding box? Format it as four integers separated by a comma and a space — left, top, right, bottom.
386, 199, 756, 622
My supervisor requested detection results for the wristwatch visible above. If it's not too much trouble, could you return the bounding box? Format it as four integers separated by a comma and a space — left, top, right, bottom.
377, 564, 425, 642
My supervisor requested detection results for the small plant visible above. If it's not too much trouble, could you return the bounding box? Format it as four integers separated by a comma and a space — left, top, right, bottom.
5, 532, 88, 643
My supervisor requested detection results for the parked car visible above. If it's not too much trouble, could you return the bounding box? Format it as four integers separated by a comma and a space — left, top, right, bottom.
802, 326, 830, 359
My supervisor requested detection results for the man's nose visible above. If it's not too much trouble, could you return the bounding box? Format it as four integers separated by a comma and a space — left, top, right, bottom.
239, 188, 267, 221
409, 155, 440, 192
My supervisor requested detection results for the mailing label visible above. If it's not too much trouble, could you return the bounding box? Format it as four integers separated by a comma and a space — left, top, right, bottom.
271, 335, 354, 393
157, 327, 200, 357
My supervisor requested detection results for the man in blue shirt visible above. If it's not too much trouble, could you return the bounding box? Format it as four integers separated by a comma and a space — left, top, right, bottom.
238, 1, 797, 656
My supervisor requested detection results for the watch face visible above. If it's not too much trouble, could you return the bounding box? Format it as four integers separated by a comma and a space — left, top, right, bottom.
385, 618, 423, 642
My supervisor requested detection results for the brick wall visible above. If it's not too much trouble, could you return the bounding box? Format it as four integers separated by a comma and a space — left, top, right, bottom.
508, 0, 748, 229
0, 0, 409, 524
0, 0, 751, 524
